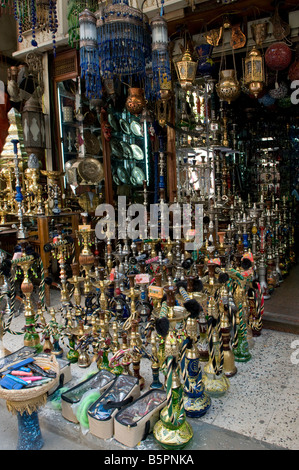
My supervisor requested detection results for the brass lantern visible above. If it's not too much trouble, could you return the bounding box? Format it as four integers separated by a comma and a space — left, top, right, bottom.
243, 46, 265, 98
174, 47, 198, 90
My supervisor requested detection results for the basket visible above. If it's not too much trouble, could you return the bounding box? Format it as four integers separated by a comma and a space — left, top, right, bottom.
0, 354, 60, 403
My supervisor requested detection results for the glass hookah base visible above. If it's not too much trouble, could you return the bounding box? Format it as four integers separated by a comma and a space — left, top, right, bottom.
202, 374, 230, 398
183, 393, 211, 418
153, 419, 193, 450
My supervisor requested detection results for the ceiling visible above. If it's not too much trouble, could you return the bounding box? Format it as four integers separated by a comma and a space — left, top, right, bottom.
167, 0, 299, 37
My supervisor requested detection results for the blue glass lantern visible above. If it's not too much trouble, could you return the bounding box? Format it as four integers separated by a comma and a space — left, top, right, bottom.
79, 8, 102, 99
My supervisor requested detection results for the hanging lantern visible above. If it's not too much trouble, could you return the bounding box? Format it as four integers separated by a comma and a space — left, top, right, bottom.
174, 47, 198, 90
21, 96, 46, 162
79, 8, 102, 100
216, 69, 241, 104
151, 15, 172, 100
243, 46, 265, 98
96, 0, 151, 83
265, 42, 292, 71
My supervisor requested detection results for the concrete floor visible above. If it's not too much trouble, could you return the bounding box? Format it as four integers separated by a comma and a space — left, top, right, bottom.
0, 285, 298, 452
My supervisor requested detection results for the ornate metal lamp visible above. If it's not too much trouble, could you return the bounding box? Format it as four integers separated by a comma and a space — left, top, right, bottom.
21, 96, 46, 162
174, 47, 198, 90
243, 46, 265, 98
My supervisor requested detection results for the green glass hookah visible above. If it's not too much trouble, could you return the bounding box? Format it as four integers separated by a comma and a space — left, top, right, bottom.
153, 333, 193, 450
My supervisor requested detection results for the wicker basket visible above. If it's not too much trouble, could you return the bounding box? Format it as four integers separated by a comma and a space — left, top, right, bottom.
0, 354, 60, 402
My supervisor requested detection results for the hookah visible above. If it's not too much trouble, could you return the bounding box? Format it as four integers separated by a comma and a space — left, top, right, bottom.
153, 332, 193, 450
257, 211, 270, 300
77, 215, 95, 296
201, 263, 230, 397
219, 282, 237, 378
180, 295, 211, 417
43, 228, 74, 305
130, 319, 144, 390
68, 262, 84, 306
47, 308, 63, 358
194, 263, 209, 362
12, 140, 27, 240
12, 250, 42, 352
228, 270, 252, 363
149, 329, 164, 390
40, 170, 65, 215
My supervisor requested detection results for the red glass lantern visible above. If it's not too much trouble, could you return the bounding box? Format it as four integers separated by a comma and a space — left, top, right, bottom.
265, 42, 292, 71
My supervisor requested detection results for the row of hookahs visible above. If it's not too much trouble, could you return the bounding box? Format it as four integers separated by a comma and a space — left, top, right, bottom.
0, 194, 296, 449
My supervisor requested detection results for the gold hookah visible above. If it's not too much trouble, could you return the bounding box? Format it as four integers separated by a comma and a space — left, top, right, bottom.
130, 318, 144, 390
92, 267, 110, 313
0, 166, 16, 217
76, 219, 95, 296
24, 167, 43, 216
68, 262, 84, 306
202, 295, 230, 397
219, 282, 237, 377
45, 228, 74, 304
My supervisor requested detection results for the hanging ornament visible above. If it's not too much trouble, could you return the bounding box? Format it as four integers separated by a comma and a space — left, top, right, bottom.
174, 46, 198, 90
270, 6, 291, 41
216, 69, 241, 104
79, 8, 102, 100
265, 42, 292, 71
251, 22, 269, 47
13, 0, 58, 53
196, 43, 215, 76
230, 24, 246, 50
205, 27, 223, 47
243, 46, 265, 98
151, 15, 172, 100
96, 0, 151, 84
269, 81, 288, 100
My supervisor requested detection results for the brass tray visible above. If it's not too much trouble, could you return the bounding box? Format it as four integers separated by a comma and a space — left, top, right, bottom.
78, 157, 104, 184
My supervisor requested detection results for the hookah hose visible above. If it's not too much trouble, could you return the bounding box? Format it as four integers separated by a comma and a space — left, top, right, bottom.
39, 258, 45, 307
227, 279, 238, 348
207, 313, 224, 376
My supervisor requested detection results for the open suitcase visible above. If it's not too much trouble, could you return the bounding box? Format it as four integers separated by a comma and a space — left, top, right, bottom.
61, 369, 115, 423
88, 375, 140, 440
114, 389, 167, 448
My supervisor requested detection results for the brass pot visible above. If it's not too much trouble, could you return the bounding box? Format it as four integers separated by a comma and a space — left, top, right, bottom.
125, 87, 147, 116
216, 69, 241, 104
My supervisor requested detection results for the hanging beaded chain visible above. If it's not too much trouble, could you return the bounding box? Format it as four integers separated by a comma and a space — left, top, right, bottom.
13, 0, 58, 53
48, 0, 58, 56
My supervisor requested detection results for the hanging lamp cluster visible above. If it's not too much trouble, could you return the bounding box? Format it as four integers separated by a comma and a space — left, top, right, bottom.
77, 0, 173, 101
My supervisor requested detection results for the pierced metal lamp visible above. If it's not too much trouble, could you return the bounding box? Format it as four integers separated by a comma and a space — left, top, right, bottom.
243, 46, 265, 98
174, 47, 198, 90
